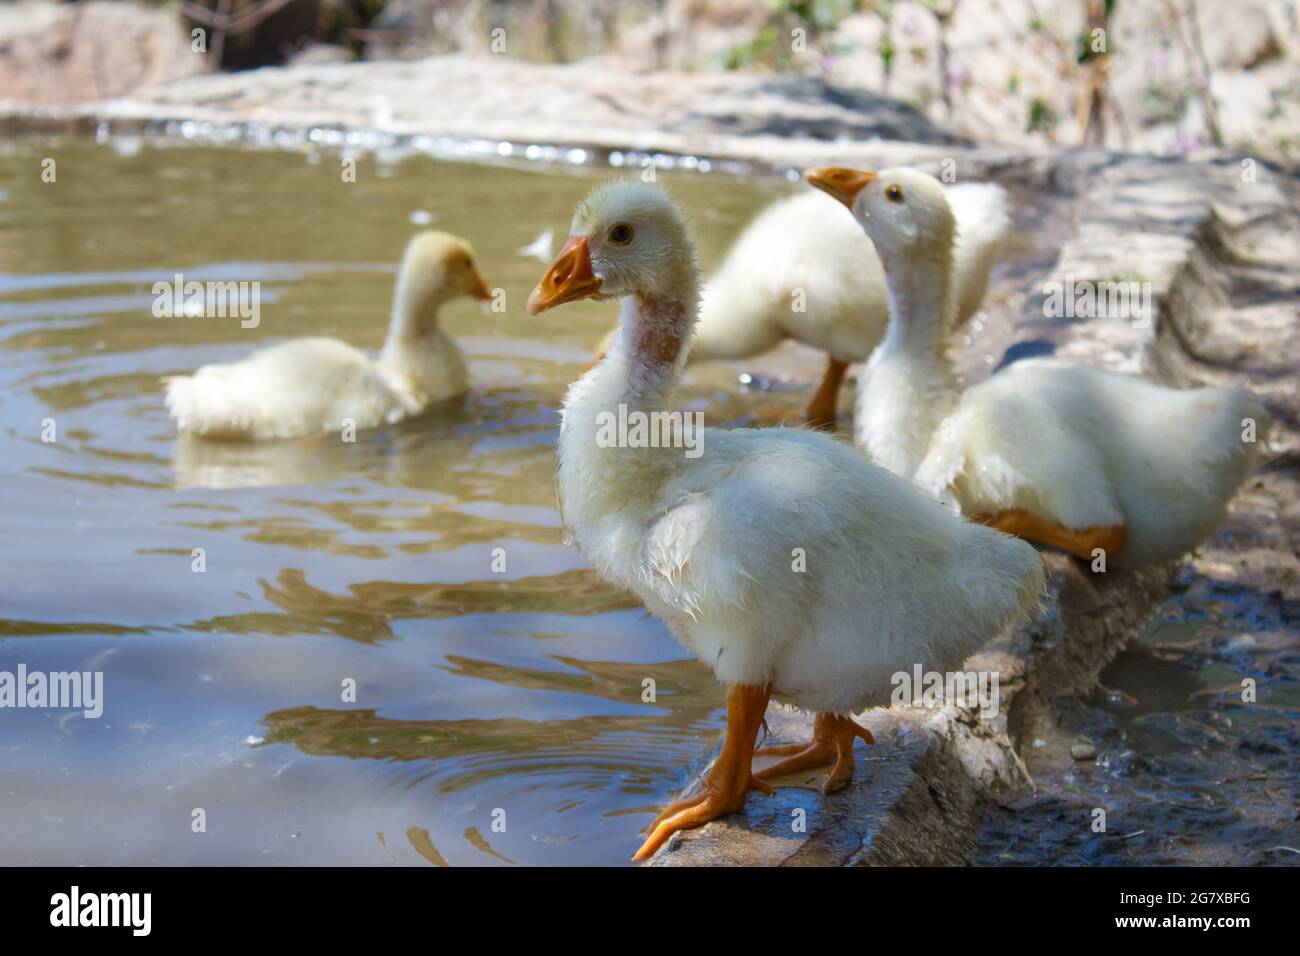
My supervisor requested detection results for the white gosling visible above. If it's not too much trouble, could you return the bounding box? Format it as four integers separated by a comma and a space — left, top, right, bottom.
809, 165, 1269, 567
590, 185, 1011, 426
164, 231, 492, 441
527, 181, 1045, 861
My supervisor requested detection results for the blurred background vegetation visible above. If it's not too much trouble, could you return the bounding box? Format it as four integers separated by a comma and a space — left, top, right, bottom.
1, 0, 1296, 162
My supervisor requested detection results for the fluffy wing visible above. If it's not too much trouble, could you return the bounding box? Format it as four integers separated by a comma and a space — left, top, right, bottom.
911, 401, 977, 512
639, 492, 721, 619
635, 429, 858, 621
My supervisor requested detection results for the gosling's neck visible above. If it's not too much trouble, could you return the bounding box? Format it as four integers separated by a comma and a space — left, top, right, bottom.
857, 241, 961, 479
876, 241, 957, 362
571, 262, 699, 416
613, 291, 694, 408
558, 273, 699, 525
380, 283, 467, 400
382, 272, 447, 355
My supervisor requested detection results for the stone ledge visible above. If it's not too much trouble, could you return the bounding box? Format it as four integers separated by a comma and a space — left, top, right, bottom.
645, 152, 1297, 867
647, 558, 1170, 866
0, 53, 1029, 178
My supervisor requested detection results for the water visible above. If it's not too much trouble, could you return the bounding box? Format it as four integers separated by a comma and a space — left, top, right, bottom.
9, 138, 1275, 868
0, 140, 801, 865
976, 568, 1300, 866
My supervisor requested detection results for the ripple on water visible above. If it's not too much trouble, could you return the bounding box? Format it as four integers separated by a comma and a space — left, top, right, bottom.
0, 140, 1078, 864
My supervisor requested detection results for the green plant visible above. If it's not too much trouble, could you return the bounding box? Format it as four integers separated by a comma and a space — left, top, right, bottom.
1026, 96, 1058, 133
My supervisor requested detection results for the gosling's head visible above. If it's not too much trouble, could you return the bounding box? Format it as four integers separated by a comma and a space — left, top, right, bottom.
400, 230, 493, 308
805, 166, 955, 260
527, 181, 696, 315
390, 231, 491, 342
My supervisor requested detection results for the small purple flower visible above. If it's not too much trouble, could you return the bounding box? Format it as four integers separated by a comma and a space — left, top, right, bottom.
1168, 132, 1206, 156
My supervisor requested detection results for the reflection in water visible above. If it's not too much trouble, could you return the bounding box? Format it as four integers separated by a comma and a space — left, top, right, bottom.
262, 657, 719, 766
0, 140, 1066, 864
168, 389, 522, 491
0, 141, 792, 864
261, 656, 720, 863
184, 568, 639, 643
435, 652, 721, 699
0, 618, 151, 637
976, 581, 1299, 866
404, 827, 450, 867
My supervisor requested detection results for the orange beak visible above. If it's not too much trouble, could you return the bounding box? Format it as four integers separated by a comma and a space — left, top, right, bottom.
470, 268, 493, 302
805, 166, 877, 208
527, 235, 601, 315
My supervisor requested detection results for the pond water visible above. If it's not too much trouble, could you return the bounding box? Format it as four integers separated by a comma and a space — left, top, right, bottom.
0, 140, 811, 865
10, 137, 1280, 868
976, 568, 1300, 866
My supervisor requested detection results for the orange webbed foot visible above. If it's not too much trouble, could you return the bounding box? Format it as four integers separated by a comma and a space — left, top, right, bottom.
632, 683, 772, 863
633, 773, 772, 862
973, 508, 1126, 564
755, 712, 873, 795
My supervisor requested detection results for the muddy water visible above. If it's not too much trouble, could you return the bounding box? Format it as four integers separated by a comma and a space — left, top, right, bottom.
5, 137, 1263, 868
0, 140, 806, 865
976, 570, 1300, 865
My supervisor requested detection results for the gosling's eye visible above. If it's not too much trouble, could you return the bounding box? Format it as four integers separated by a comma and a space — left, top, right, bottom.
885, 184, 904, 203
609, 223, 634, 245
